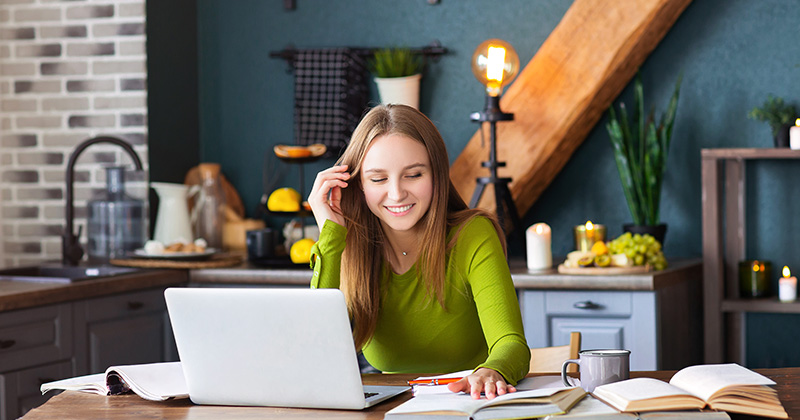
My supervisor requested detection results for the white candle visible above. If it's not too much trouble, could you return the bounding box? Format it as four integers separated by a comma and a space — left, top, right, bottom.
526, 223, 552, 270
790, 119, 800, 150
779, 266, 797, 303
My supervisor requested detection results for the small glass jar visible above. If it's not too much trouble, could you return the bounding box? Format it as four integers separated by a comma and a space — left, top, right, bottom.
192, 163, 226, 249
739, 260, 772, 298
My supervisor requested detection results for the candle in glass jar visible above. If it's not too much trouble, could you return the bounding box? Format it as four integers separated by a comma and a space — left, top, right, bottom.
739, 260, 771, 298
779, 266, 797, 303
526, 223, 552, 270
573, 221, 606, 252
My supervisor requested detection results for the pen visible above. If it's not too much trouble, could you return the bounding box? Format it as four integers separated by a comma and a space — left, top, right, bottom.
408, 377, 464, 386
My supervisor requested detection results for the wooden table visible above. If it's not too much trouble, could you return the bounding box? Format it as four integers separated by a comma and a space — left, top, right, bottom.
22, 369, 800, 419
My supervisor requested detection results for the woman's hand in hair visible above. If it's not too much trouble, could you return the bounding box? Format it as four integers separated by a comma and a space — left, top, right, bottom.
447, 367, 515, 400
308, 165, 350, 229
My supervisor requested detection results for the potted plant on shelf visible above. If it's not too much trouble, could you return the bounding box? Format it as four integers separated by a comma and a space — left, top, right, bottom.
369, 47, 424, 109
747, 95, 797, 148
606, 73, 682, 246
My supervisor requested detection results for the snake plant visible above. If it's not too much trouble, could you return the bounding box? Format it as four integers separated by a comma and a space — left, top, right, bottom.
369, 47, 423, 78
606, 73, 682, 226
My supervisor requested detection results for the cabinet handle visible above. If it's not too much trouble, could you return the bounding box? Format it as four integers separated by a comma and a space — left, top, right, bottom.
573, 301, 602, 310
0, 339, 16, 349
127, 301, 144, 311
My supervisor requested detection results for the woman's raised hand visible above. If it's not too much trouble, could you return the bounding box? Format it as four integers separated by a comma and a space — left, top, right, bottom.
308, 165, 351, 229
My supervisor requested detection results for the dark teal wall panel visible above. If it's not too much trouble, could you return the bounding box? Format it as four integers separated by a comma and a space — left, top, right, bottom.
194, 0, 800, 366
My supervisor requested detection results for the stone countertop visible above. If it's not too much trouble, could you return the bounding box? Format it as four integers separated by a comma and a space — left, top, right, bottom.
190, 258, 702, 291
0, 268, 188, 313
0, 258, 701, 313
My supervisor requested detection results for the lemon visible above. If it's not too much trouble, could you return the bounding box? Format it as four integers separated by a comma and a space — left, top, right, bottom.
591, 240, 609, 256
290, 238, 316, 264
267, 188, 301, 212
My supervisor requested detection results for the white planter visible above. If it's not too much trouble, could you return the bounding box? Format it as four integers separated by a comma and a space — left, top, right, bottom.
374, 74, 422, 109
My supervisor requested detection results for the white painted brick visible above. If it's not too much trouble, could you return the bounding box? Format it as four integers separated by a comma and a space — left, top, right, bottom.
14, 80, 62, 94
0, 62, 36, 77
94, 95, 145, 109
66, 5, 114, 20
93, 59, 146, 75
119, 40, 144, 56
42, 97, 90, 111
42, 133, 92, 147
14, 7, 61, 23
119, 3, 144, 17
40, 25, 88, 39
41, 61, 89, 76
16, 115, 62, 129
1, 98, 37, 112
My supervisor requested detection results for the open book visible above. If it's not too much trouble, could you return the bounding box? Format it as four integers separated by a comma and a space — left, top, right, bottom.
410, 370, 574, 397
40, 361, 188, 401
542, 395, 730, 419
592, 363, 787, 419
385, 386, 585, 420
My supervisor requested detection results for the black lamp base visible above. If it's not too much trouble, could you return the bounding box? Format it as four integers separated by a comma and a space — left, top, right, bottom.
469, 94, 520, 236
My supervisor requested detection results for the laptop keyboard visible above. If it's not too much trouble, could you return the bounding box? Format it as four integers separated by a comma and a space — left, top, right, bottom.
364, 392, 378, 399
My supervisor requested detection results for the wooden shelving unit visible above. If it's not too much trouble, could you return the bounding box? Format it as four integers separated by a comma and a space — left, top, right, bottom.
702, 148, 800, 365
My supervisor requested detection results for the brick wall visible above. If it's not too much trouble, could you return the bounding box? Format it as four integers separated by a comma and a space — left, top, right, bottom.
0, 0, 148, 267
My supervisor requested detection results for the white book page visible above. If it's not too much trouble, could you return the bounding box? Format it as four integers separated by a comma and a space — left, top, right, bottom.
40, 373, 107, 396
594, 378, 694, 402
412, 375, 575, 396
668, 363, 775, 402
107, 362, 188, 401
389, 387, 569, 416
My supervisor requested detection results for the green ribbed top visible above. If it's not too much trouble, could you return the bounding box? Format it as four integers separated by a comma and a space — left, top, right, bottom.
309, 216, 530, 384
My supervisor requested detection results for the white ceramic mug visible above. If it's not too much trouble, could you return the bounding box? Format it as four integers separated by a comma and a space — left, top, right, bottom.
561, 349, 630, 392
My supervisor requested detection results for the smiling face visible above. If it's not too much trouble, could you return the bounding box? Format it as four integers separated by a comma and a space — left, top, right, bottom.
360, 133, 433, 235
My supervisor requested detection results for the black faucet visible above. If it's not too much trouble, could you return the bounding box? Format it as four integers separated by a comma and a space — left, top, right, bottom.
62, 136, 144, 266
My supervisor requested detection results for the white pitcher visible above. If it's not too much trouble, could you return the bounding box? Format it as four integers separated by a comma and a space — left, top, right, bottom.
151, 182, 193, 245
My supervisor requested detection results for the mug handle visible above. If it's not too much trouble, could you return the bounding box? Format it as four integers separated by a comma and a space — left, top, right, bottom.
561, 359, 579, 387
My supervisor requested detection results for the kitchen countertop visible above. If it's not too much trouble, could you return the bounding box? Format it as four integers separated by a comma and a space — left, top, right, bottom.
0, 268, 188, 312
0, 258, 701, 313
190, 258, 702, 291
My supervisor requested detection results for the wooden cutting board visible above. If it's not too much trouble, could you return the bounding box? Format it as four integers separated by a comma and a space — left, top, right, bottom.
557, 264, 652, 275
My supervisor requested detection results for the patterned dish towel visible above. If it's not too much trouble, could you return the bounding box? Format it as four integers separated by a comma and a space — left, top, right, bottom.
293, 48, 369, 157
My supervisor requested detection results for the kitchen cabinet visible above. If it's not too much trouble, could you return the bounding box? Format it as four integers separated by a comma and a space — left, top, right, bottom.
0, 284, 179, 419
0, 360, 71, 420
0, 304, 73, 420
514, 260, 703, 371
73, 288, 177, 375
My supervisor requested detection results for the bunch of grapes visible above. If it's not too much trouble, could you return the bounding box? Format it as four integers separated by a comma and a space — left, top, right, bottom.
607, 232, 668, 271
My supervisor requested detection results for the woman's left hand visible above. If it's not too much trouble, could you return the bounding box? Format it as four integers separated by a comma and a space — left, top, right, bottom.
447, 368, 516, 400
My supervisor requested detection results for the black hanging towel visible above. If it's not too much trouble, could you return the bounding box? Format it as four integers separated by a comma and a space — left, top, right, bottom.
293, 48, 369, 157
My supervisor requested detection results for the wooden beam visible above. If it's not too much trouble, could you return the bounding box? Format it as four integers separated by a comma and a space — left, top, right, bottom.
450, 0, 693, 216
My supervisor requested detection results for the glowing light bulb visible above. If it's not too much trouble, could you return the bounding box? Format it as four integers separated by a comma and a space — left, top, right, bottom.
471, 39, 520, 97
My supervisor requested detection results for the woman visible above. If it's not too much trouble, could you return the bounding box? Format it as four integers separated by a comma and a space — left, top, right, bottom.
308, 104, 530, 400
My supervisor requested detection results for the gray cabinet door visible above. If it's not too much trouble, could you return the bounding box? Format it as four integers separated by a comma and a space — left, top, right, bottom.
0, 360, 72, 420
519, 290, 658, 370
73, 288, 176, 375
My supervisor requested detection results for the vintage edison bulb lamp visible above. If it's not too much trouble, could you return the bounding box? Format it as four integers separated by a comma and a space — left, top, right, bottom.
470, 38, 520, 97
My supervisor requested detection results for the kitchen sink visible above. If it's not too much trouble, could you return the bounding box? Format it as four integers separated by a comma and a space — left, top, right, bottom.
0, 264, 141, 283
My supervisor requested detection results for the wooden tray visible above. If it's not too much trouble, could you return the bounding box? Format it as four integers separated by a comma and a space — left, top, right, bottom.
557, 264, 652, 275
110, 253, 244, 269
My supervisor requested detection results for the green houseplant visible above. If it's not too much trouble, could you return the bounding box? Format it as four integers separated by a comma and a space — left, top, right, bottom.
748, 95, 797, 147
606, 73, 682, 245
369, 47, 424, 109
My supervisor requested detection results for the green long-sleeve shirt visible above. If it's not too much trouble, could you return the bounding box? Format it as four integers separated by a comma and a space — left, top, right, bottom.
309, 216, 530, 384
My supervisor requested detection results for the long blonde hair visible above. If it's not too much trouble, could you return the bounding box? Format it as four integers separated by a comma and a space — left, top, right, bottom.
336, 104, 505, 350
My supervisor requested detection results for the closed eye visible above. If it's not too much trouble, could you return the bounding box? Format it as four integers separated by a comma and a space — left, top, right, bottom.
369, 177, 387, 183
406, 173, 422, 179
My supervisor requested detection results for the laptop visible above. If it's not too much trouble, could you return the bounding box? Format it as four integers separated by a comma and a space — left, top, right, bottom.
164, 287, 409, 409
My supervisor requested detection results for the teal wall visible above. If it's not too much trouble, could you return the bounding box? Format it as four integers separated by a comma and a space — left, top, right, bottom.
192, 0, 800, 367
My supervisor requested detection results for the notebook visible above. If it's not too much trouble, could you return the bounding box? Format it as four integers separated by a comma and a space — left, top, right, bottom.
164, 287, 409, 409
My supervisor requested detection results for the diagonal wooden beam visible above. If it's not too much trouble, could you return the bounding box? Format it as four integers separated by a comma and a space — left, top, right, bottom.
450, 0, 693, 217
